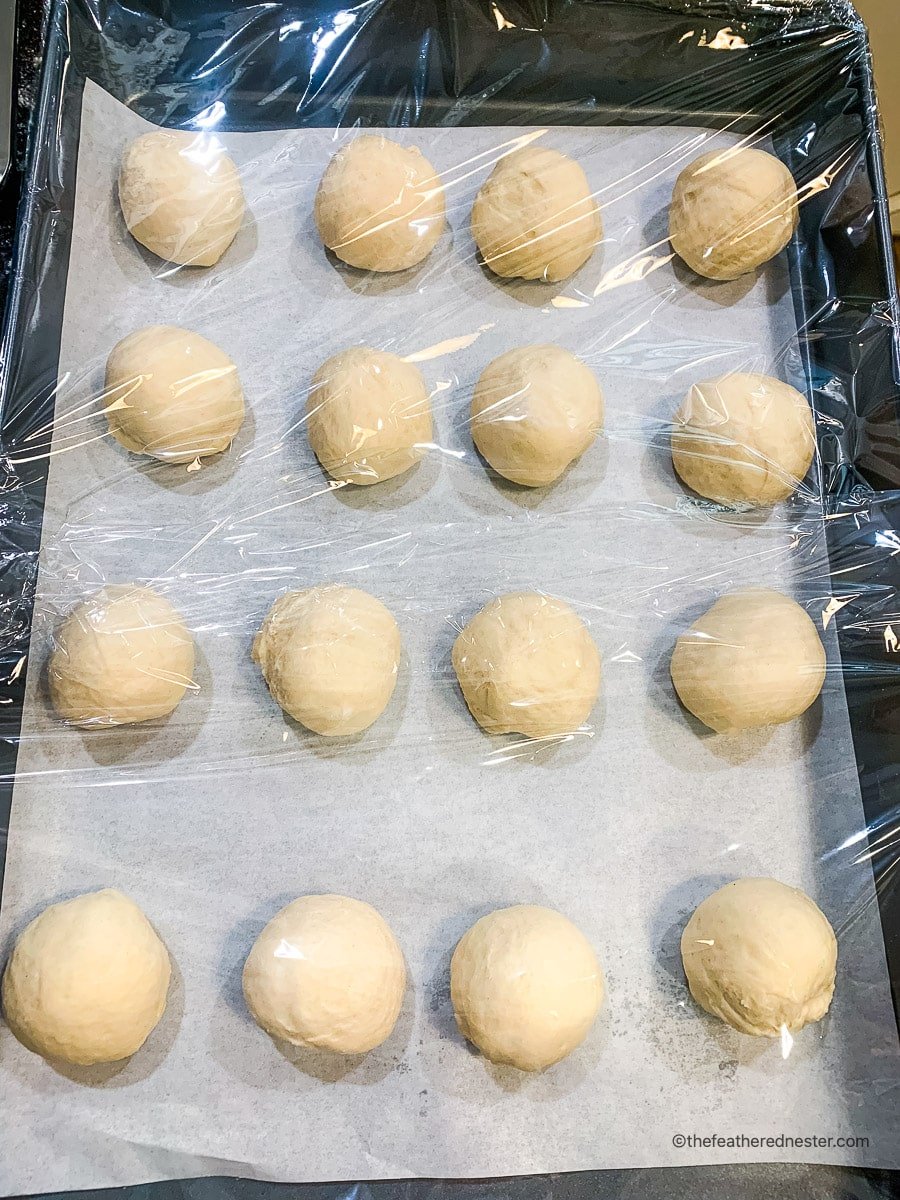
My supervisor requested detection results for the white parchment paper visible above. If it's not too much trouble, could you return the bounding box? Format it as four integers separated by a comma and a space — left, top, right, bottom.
1, 80, 898, 1195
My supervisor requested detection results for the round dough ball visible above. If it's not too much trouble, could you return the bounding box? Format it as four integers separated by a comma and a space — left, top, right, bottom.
681, 878, 837, 1037
307, 346, 433, 486
670, 587, 825, 733
49, 584, 195, 727
452, 592, 601, 739
671, 372, 815, 507
472, 146, 602, 282
669, 147, 798, 280
2, 889, 171, 1065
471, 345, 603, 486
104, 325, 245, 463
252, 585, 401, 736
451, 905, 604, 1071
315, 135, 446, 272
243, 894, 406, 1054
118, 129, 244, 267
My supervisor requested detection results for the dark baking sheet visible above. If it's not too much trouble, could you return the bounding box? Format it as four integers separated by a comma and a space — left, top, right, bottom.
0, 0, 49, 308
0, 1, 898, 1197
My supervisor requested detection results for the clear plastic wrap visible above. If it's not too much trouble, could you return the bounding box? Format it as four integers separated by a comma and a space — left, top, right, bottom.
0, 2, 899, 1198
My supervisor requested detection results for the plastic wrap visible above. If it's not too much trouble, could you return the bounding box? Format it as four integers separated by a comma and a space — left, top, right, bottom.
0, 2, 899, 1199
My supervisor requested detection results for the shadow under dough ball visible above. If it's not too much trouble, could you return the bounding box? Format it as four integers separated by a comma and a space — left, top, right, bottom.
49, 584, 196, 727
671, 372, 815, 507
471, 145, 602, 282
252, 584, 401, 736
681, 877, 837, 1037
118, 129, 245, 267
314, 134, 446, 272
451, 904, 605, 1071
471, 344, 604, 487
242, 894, 406, 1054
105, 325, 245, 463
306, 346, 434, 485
670, 586, 826, 733
452, 591, 601, 738
669, 146, 799, 281
2, 889, 171, 1065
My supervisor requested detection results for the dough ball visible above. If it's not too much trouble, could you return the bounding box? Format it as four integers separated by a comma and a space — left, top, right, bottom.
49, 584, 195, 727
671, 372, 815, 507
472, 146, 602, 282
2, 889, 171, 1065
104, 325, 245, 463
252, 585, 401, 736
452, 592, 601, 739
307, 346, 433, 486
670, 587, 825, 733
315, 135, 446, 272
118, 129, 244, 267
451, 905, 604, 1071
681, 878, 837, 1037
243, 894, 406, 1054
471, 345, 603, 486
669, 147, 798, 280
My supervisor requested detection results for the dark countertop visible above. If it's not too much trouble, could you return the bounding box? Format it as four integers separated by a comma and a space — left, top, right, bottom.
0, 0, 49, 317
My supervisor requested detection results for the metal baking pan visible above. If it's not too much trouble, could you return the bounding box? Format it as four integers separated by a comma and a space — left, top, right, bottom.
0, 0, 13, 188
0, 1, 897, 1197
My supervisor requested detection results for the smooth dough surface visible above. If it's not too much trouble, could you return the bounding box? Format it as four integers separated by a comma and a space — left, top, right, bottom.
2, 889, 171, 1065
452, 591, 601, 738
451, 905, 604, 1071
671, 372, 815, 507
681, 877, 837, 1037
670, 587, 825, 733
471, 345, 603, 486
471, 146, 602, 281
252, 585, 401, 735
669, 147, 798, 280
314, 134, 446, 272
105, 325, 245, 463
243, 894, 406, 1053
307, 346, 433, 485
118, 129, 244, 267
49, 584, 195, 727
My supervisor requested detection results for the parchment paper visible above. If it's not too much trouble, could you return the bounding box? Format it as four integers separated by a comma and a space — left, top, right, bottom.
1, 80, 898, 1195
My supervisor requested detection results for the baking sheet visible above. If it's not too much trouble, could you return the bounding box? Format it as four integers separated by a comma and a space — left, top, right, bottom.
0, 79, 898, 1194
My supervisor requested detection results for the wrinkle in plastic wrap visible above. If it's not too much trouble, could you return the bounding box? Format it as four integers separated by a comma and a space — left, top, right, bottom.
0, 75, 898, 1193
